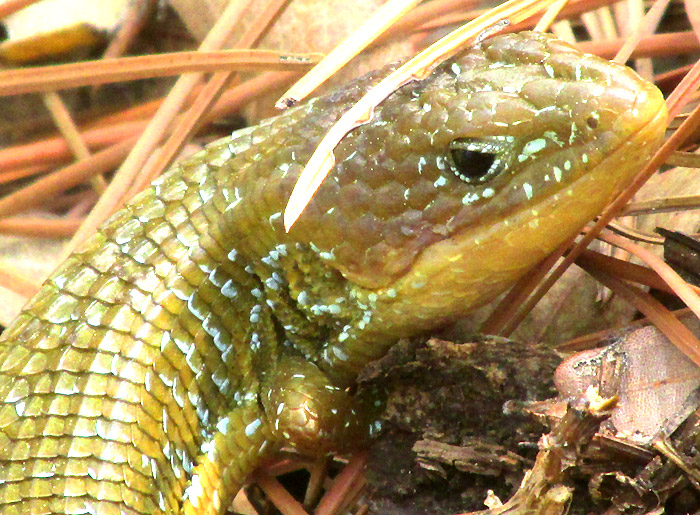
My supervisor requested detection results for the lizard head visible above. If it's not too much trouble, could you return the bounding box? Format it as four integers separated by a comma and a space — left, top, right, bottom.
290, 31, 666, 338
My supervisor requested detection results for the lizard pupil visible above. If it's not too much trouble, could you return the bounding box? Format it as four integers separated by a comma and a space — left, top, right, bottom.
449, 148, 496, 182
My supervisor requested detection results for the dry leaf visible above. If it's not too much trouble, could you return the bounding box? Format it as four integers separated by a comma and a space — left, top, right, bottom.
555, 316, 700, 443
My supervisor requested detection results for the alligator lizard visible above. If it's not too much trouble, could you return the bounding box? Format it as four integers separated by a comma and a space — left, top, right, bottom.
0, 31, 667, 515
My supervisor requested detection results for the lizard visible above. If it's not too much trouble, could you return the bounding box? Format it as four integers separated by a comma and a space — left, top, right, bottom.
0, 31, 667, 515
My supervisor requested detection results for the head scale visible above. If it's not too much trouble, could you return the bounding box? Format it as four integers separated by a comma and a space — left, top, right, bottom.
291, 31, 666, 334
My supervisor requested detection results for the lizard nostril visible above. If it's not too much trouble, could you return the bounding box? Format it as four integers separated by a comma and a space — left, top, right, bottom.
586, 115, 599, 129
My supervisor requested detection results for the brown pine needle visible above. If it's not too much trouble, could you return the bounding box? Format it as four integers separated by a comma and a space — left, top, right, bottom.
598, 230, 700, 322
131, 0, 291, 194
277, 0, 423, 108
666, 151, 700, 168
0, 71, 298, 214
126, 71, 301, 197
0, 120, 142, 170
0, 69, 301, 172
582, 265, 700, 369
380, 0, 482, 40
557, 307, 693, 352
334, 471, 368, 515
612, 0, 671, 64
303, 456, 330, 509
101, 0, 154, 61
40, 93, 91, 158
0, 164, 50, 185
0, 50, 321, 96
94, 93, 193, 126
316, 451, 369, 515
533, 0, 570, 31
622, 194, 700, 216
41, 91, 107, 193
606, 221, 665, 245
63, 191, 98, 218
666, 53, 700, 120
655, 63, 695, 93
0, 217, 82, 238
0, 138, 136, 219
0, 0, 38, 19
577, 31, 699, 60
576, 249, 700, 296
581, 5, 616, 41
63, 0, 257, 257
252, 470, 309, 515
399, 0, 620, 36
261, 456, 315, 478
284, 0, 560, 231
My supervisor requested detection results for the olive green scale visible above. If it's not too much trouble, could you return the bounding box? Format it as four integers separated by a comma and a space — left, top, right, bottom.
0, 32, 667, 515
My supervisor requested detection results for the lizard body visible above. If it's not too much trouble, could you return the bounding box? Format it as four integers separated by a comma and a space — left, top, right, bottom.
0, 32, 666, 515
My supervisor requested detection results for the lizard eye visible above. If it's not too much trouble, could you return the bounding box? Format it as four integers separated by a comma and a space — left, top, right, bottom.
448, 138, 505, 183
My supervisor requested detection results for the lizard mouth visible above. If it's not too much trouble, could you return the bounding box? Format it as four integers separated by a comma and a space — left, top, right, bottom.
368, 98, 668, 335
